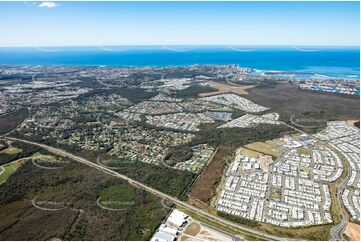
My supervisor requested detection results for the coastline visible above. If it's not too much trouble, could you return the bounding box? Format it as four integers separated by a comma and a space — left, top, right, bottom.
0, 46, 359, 80
1, 64, 359, 82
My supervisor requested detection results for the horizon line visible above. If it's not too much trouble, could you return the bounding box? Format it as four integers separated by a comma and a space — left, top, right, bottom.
0, 44, 359, 48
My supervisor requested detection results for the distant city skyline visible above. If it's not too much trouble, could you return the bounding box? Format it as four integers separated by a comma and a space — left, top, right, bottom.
0, 1, 359, 47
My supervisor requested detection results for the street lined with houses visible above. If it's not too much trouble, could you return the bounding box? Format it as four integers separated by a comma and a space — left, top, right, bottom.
216, 121, 359, 232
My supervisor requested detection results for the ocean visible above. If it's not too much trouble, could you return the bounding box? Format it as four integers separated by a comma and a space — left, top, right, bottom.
0, 46, 359, 79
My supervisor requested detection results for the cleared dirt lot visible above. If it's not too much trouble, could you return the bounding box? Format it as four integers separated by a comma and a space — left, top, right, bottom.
343, 222, 360, 241
180, 220, 233, 241
245, 141, 283, 158
187, 146, 233, 205
198, 81, 254, 97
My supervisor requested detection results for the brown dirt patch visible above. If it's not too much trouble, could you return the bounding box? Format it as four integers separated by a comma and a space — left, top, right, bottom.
182, 220, 233, 241
179, 235, 191, 241
199, 81, 254, 97
245, 141, 282, 158
184, 222, 201, 236
343, 222, 360, 241
187, 146, 233, 204
299, 147, 312, 156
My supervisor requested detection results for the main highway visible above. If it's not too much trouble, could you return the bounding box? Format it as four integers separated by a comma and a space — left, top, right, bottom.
6, 136, 292, 241
4, 117, 352, 240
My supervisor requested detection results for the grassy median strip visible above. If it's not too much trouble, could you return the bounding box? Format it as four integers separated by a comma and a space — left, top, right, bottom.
176, 205, 266, 241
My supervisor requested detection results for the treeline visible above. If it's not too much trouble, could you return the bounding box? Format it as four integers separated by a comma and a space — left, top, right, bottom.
192, 123, 292, 148
217, 211, 260, 228
354, 121, 360, 128
9, 134, 196, 200
164, 145, 193, 166
173, 84, 217, 98
0, 161, 169, 241
0, 140, 41, 166
58, 143, 195, 198
115, 161, 196, 199
0, 140, 7, 152
76, 87, 157, 104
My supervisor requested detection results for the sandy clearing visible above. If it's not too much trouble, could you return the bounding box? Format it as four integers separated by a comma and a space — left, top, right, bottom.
181, 220, 233, 241
184, 222, 201, 236
199, 81, 254, 97
343, 222, 360, 241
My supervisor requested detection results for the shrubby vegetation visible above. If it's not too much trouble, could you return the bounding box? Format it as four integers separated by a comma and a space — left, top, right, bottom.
193, 123, 292, 148
12, 132, 196, 199
174, 84, 217, 98
76, 87, 157, 104
354, 121, 360, 128
0, 108, 28, 135
0, 160, 169, 240
218, 211, 260, 228
112, 160, 196, 198
0, 140, 41, 166
99, 183, 135, 208
164, 145, 193, 166
0, 140, 7, 152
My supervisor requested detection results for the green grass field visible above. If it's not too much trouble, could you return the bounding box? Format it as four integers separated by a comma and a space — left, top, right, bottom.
31, 153, 58, 161
240, 148, 261, 158
0, 160, 23, 184
0, 147, 23, 155
245, 141, 283, 158
99, 184, 136, 209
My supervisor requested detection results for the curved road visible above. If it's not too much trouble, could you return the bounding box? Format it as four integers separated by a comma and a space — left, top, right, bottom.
96, 77, 122, 88
265, 118, 351, 240
289, 114, 324, 129
6, 137, 292, 241
329, 146, 352, 241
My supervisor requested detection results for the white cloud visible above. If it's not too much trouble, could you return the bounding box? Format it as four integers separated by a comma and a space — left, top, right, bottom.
38, 2, 58, 8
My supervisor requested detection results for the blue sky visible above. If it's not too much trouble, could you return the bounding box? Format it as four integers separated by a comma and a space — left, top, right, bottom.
0, 1, 359, 47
